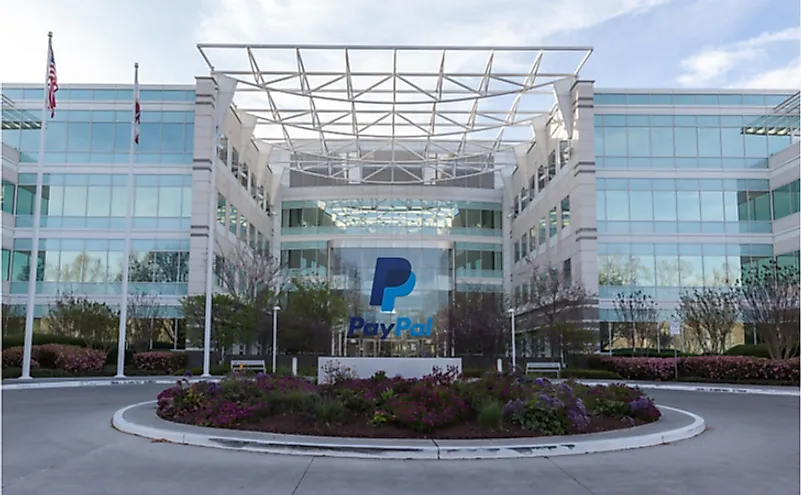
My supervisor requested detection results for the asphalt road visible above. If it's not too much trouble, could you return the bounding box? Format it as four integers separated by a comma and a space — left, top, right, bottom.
2, 384, 799, 495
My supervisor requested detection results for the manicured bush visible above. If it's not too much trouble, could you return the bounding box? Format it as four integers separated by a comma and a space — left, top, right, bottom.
2, 333, 88, 351
133, 352, 187, 373
722, 344, 801, 359
156, 370, 661, 437
590, 355, 800, 384
611, 348, 695, 358
2, 347, 37, 369
57, 347, 106, 373
105, 348, 135, 367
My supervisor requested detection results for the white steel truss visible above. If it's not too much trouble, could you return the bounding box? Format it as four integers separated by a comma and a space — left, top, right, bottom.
197, 44, 592, 184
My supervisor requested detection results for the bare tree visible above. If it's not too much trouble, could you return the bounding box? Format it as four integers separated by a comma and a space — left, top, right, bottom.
2, 304, 25, 337
519, 262, 597, 365
127, 291, 172, 351
214, 240, 282, 354
444, 290, 509, 357
676, 287, 739, 355
740, 260, 800, 359
613, 290, 659, 354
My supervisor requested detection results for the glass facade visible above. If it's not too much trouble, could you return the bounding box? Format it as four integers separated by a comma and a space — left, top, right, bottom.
596, 177, 779, 234
281, 199, 502, 237
10, 173, 192, 229
1, 107, 194, 164
6, 238, 189, 295
594, 113, 792, 170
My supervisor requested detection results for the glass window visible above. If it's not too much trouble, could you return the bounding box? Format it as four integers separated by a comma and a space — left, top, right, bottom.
751, 191, 771, 221
67, 122, 91, 151
45, 122, 69, 151
549, 207, 558, 237
650, 127, 674, 156
134, 187, 158, 216
626, 127, 650, 156
605, 191, 629, 221
561, 196, 570, 227
90, 122, 114, 151
110, 186, 127, 216
676, 191, 701, 220
700, 191, 725, 221
1, 181, 16, 214
697, 127, 721, 157
603, 128, 627, 156
594, 127, 604, 156
62, 186, 87, 216
113, 123, 131, 152
744, 134, 767, 157
139, 123, 161, 153
629, 191, 653, 221
674, 127, 698, 157
161, 123, 183, 153
158, 187, 182, 217
86, 186, 111, 217
720, 127, 745, 157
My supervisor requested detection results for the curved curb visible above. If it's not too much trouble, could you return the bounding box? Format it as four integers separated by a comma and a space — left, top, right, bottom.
112, 401, 705, 460
6, 377, 798, 396
574, 381, 800, 397
2, 377, 223, 391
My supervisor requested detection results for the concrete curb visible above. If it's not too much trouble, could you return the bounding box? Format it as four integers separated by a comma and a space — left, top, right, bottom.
574, 381, 800, 397
2, 377, 222, 391
111, 401, 705, 460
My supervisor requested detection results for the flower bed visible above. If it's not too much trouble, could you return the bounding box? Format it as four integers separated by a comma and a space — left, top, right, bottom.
156, 369, 662, 439
589, 356, 801, 384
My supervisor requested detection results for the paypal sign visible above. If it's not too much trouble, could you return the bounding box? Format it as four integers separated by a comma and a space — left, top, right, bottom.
347, 257, 433, 340
370, 257, 416, 312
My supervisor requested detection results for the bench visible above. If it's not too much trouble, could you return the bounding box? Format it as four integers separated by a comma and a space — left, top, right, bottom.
525, 361, 562, 378
230, 359, 267, 373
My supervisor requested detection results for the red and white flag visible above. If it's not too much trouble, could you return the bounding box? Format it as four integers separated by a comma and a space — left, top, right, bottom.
46, 36, 58, 118
133, 63, 140, 145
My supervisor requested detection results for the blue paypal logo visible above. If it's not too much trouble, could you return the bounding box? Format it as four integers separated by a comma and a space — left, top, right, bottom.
369, 257, 416, 312
347, 257, 432, 340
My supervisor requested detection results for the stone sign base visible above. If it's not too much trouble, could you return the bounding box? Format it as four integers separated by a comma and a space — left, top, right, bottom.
317, 357, 463, 383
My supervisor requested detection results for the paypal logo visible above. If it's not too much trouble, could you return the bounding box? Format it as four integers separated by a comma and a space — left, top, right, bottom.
347, 257, 431, 340
369, 257, 416, 312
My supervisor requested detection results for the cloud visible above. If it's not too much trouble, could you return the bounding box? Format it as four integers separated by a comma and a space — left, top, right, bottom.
731, 57, 801, 89
677, 26, 800, 87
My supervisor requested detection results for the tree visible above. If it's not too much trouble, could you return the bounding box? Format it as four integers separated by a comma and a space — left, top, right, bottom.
127, 291, 172, 351
444, 290, 509, 356
1, 304, 25, 337
181, 294, 257, 361
45, 293, 119, 351
519, 263, 597, 365
613, 290, 659, 354
277, 277, 347, 354
214, 240, 282, 352
676, 287, 739, 355
740, 260, 800, 359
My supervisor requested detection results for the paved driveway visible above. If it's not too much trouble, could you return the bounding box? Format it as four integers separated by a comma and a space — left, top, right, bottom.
2, 385, 799, 495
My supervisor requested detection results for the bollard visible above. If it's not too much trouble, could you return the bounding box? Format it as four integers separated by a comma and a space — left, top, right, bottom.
496, 358, 503, 373
291, 356, 298, 376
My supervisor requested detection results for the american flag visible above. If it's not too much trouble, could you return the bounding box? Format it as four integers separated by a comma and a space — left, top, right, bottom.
46, 37, 58, 118
133, 64, 140, 145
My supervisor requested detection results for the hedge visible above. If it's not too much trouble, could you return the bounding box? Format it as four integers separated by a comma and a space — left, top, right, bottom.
133, 352, 187, 373
611, 348, 696, 358
2, 366, 175, 379
589, 356, 800, 384
724, 344, 800, 359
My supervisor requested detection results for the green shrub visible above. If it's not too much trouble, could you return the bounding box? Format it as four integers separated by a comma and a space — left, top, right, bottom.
3, 367, 21, 379
477, 401, 503, 429
722, 344, 799, 359
174, 366, 231, 376
612, 348, 694, 358
269, 390, 319, 416
561, 369, 623, 380
2, 333, 88, 350
105, 348, 135, 367
313, 398, 346, 425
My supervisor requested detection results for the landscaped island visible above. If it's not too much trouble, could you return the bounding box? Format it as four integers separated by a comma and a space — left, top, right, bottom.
156, 368, 662, 439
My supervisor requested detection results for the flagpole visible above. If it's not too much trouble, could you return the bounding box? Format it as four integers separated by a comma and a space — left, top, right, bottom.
202, 80, 220, 378
21, 31, 54, 380
115, 62, 138, 378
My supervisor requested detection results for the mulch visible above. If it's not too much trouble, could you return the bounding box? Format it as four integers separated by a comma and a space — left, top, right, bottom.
173, 413, 647, 439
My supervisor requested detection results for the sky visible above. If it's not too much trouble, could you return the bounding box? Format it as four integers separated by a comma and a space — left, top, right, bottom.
0, 0, 799, 90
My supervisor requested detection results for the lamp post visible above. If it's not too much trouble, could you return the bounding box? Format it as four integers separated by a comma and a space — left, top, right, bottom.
272, 305, 280, 373
508, 308, 517, 371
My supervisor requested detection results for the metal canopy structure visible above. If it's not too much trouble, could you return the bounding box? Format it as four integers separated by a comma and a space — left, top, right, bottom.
744, 91, 800, 137
196, 44, 592, 184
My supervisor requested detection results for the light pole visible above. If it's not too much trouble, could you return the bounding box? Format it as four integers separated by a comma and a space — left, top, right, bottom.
272, 305, 280, 373
508, 308, 516, 371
